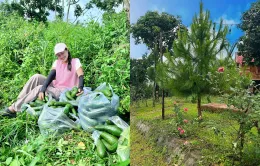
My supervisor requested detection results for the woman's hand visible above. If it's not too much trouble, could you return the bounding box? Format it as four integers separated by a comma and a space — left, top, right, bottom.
38, 92, 45, 100
76, 88, 83, 96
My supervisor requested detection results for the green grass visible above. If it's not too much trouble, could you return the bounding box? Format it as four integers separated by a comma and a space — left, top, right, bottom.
0, 112, 120, 166
131, 96, 260, 166
130, 124, 169, 166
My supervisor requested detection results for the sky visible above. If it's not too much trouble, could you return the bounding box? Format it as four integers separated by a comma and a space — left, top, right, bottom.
130, 0, 257, 59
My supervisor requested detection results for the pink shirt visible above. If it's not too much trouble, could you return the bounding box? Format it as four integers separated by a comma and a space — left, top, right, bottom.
52, 58, 79, 91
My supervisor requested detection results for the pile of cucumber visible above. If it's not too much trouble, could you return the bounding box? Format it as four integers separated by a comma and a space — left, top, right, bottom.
48, 100, 78, 121
95, 83, 113, 100
27, 96, 49, 111
95, 121, 123, 159
65, 87, 80, 101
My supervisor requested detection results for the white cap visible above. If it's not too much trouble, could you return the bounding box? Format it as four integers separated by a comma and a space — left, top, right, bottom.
54, 43, 67, 54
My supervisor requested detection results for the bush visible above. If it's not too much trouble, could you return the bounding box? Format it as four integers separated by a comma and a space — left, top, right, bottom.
0, 12, 130, 118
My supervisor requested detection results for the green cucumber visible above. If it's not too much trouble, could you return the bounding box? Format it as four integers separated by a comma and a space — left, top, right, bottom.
121, 138, 128, 146
72, 108, 77, 116
113, 159, 130, 166
54, 101, 71, 107
44, 96, 49, 102
103, 88, 112, 98
80, 113, 98, 126
63, 104, 71, 115
29, 101, 37, 107
65, 91, 74, 100
95, 125, 123, 137
101, 139, 117, 152
106, 120, 114, 125
71, 87, 78, 99
35, 99, 45, 105
48, 100, 56, 106
85, 107, 109, 118
31, 107, 42, 112
99, 131, 118, 145
72, 86, 78, 92
96, 138, 106, 158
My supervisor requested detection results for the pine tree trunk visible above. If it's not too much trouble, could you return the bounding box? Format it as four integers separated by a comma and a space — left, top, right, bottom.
197, 94, 202, 118
54, 0, 57, 18
160, 31, 165, 120
153, 46, 157, 107
62, 0, 64, 18
235, 121, 245, 164
239, 122, 245, 164
153, 81, 155, 107
123, 0, 130, 22
162, 90, 165, 119
66, 0, 71, 22
240, 130, 245, 164
156, 84, 159, 101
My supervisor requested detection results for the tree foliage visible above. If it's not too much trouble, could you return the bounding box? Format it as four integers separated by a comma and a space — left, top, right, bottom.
130, 54, 153, 101
131, 11, 183, 52
0, 0, 63, 22
86, 0, 123, 12
158, 2, 229, 117
238, 1, 260, 66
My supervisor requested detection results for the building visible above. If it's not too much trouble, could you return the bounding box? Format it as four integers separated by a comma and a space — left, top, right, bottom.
235, 52, 260, 81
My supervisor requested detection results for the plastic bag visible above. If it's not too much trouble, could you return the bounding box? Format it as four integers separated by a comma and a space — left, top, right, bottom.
91, 116, 129, 143
91, 116, 130, 162
38, 104, 80, 136
109, 116, 129, 130
78, 83, 119, 132
20, 94, 53, 116
59, 87, 92, 106
78, 92, 118, 132
92, 130, 101, 145
94, 83, 119, 110
108, 116, 130, 162
117, 127, 130, 162
21, 103, 42, 116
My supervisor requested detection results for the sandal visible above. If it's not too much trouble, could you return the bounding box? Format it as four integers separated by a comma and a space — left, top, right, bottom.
0, 108, 16, 118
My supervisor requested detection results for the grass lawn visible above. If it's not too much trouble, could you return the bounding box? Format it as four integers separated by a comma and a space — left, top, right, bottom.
131, 96, 260, 166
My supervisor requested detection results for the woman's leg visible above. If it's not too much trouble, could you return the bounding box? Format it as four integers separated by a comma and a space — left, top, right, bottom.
10, 85, 43, 112
17, 74, 46, 100
45, 84, 62, 100
9, 74, 46, 112
10, 84, 62, 112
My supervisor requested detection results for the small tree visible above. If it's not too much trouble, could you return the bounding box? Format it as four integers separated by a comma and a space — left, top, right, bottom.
223, 82, 260, 165
159, 2, 229, 118
130, 54, 153, 103
132, 11, 183, 106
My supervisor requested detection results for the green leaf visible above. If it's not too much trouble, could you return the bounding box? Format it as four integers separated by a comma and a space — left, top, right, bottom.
10, 158, 20, 166
5, 157, 13, 165
29, 156, 40, 166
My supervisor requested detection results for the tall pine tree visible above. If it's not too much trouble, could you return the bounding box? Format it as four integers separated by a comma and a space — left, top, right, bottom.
159, 2, 228, 118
